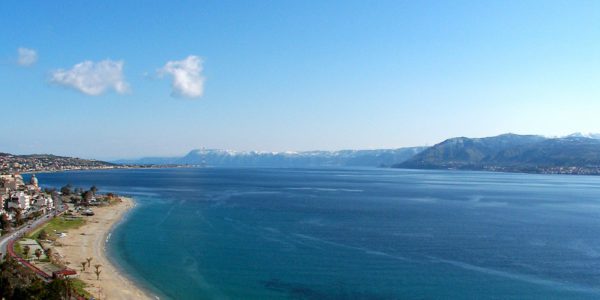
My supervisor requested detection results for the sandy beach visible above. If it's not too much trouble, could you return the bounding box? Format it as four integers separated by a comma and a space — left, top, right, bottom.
52, 197, 153, 299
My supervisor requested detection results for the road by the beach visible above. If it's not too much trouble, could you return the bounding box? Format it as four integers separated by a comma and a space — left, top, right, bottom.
0, 212, 54, 259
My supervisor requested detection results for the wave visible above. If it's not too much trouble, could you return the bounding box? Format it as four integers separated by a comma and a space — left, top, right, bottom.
428, 256, 600, 295
293, 233, 411, 262
285, 187, 363, 192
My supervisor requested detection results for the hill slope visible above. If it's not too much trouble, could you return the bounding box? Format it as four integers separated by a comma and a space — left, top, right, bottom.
0, 152, 115, 174
394, 134, 600, 175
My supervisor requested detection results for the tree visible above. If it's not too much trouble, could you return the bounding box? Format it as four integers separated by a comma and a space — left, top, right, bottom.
0, 213, 11, 232
43, 279, 70, 300
90, 185, 98, 195
28, 211, 42, 220
15, 209, 23, 226
22, 245, 30, 259
93, 264, 102, 279
60, 184, 72, 196
34, 249, 42, 261
64, 277, 72, 299
38, 230, 48, 240
80, 261, 86, 272
86, 257, 93, 268
43, 187, 56, 194
82, 191, 93, 204
44, 248, 52, 261
51, 190, 60, 201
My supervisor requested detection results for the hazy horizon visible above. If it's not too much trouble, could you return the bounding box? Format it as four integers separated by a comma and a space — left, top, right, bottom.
2, 1, 600, 159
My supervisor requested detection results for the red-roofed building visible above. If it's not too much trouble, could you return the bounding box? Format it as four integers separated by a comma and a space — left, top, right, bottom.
52, 268, 78, 279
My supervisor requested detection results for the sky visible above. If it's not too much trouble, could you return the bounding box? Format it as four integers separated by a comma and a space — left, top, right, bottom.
1, 1, 600, 160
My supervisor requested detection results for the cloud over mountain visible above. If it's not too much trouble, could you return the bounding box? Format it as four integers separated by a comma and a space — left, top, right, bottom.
17, 47, 38, 66
159, 55, 205, 98
51, 59, 130, 96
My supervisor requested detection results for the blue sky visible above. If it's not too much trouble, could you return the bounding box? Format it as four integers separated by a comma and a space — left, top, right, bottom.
1, 1, 600, 159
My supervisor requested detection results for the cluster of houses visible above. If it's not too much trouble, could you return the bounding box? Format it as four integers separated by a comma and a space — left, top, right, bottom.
0, 152, 117, 174
0, 174, 55, 222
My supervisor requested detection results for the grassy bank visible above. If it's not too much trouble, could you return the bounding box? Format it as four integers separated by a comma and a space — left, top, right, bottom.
71, 278, 92, 298
28, 216, 85, 239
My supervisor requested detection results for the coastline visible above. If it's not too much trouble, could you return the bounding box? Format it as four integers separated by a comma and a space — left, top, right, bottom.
52, 196, 154, 299
19, 164, 199, 175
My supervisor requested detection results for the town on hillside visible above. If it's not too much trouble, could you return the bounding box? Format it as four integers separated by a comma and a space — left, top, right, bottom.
0, 153, 118, 174
0, 174, 56, 231
0, 152, 185, 174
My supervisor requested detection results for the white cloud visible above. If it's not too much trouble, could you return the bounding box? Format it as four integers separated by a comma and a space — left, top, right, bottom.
158, 55, 205, 98
17, 47, 38, 66
51, 59, 130, 96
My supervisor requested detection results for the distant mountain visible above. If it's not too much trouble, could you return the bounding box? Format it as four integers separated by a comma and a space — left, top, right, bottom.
114, 147, 427, 168
395, 133, 600, 175
565, 132, 600, 139
396, 134, 546, 169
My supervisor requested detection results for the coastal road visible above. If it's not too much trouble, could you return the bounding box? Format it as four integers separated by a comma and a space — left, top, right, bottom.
0, 208, 64, 261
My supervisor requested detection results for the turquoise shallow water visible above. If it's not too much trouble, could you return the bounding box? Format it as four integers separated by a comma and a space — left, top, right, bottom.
34, 168, 600, 299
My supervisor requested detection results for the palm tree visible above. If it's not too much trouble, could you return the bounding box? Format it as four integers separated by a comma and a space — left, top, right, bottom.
86, 257, 93, 268
93, 264, 102, 280
44, 247, 52, 259
22, 245, 30, 259
80, 261, 87, 272
34, 249, 42, 260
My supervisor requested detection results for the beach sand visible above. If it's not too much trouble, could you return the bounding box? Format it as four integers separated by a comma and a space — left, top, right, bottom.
53, 197, 152, 299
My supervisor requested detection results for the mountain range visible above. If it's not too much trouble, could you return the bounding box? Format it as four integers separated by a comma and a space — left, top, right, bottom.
4, 132, 600, 175
113, 147, 427, 168
394, 133, 600, 174
113, 133, 600, 174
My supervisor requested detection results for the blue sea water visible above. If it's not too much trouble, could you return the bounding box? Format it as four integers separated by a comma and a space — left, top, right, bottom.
34, 168, 600, 299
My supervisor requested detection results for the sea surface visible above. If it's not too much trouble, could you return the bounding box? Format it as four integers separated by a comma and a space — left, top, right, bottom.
34, 168, 600, 299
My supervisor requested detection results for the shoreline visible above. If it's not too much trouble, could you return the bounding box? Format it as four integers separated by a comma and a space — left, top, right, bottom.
19, 164, 200, 175
52, 197, 154, 299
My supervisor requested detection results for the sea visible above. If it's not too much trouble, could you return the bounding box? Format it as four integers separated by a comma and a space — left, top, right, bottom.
32, 167, 600, 299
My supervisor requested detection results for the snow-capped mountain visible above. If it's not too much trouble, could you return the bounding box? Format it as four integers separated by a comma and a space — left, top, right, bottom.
565, 132, 600, 139
113, 147, 426, 167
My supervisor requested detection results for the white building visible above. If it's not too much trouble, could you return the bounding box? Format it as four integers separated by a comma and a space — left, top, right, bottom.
31, 195, 53, 210
7, 191, 30, 211
0, 194, 6, 216
2, 174, 25, 189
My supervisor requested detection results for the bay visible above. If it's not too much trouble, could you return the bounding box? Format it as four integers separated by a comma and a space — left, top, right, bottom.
35, 168, 600, 299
